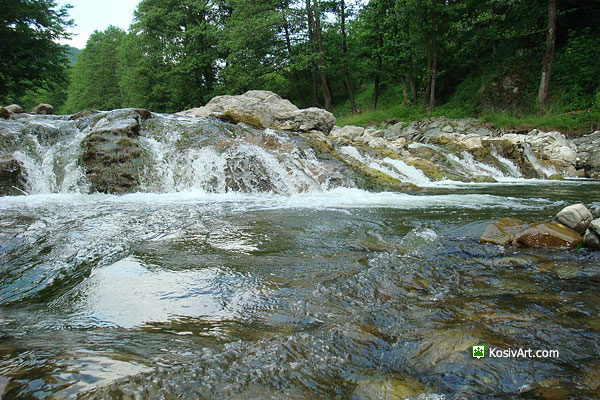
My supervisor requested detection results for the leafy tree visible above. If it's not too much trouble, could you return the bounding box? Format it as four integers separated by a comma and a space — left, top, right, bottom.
0, 0, 73, 104
120, 0, 224, 112
64, 26, 126, 112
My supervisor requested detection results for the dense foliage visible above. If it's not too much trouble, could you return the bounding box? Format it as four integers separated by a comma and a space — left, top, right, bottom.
4, 0, 600, 129
0, 0, 73, 105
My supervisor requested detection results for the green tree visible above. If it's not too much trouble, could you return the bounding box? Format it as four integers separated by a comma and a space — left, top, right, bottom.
64, 26, 126, 112
120, 0, 224, 112
0, 0, 73, 104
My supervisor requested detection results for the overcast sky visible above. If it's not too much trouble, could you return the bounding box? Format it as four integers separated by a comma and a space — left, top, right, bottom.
58, 0, 139, 49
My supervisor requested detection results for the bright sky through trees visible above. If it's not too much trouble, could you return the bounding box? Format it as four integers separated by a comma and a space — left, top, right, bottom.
57, 0, 139, 48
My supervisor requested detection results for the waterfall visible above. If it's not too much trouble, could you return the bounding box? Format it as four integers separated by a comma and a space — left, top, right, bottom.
12, 130, 90, 194
491, 151, 522, 178
523, 145, 558, 178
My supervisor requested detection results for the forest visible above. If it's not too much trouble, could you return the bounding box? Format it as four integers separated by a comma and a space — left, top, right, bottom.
2, 0, 600, 131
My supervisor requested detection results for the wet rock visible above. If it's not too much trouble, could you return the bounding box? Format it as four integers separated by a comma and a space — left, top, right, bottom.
512, 222, 583, 249
5, 104, 23, 113
583, 222, 600, 251
480, 217, 528, 246
352, 377, 427, 400
573, 131, 600, 178
554, 204, 593, 234
80, 110, 146, 194
178, 90, 336, 134
0, 155, 26, 195
69, 109, 99, 120
0, 107, 10, 119
30, 103, 54, 115
331, 125, 364, 141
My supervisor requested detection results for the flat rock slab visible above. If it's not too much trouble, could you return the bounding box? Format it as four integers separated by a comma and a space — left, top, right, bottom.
480, 217, 528, 246
513, 222, 583, 249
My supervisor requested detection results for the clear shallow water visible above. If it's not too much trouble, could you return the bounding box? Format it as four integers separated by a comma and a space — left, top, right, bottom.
1, 184, 600, 399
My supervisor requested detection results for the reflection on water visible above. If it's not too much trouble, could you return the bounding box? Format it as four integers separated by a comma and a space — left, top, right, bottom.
1, 185, 599, 398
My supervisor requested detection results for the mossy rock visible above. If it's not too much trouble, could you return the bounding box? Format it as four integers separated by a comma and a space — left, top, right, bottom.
346, 160, 419, 192
472, 175, 497, 183
220, 110, 264, 129
69, 109, 99, 120
0, 107, 11, 119
547, 173, 564, 180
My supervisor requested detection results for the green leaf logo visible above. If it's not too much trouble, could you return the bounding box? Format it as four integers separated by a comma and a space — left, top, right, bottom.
473, 345, 485, 359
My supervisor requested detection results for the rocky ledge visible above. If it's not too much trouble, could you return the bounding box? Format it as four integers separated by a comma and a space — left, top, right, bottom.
481, 203, 600, 251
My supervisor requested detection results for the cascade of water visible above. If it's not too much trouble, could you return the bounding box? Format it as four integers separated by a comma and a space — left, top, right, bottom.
523, 145, 558, 178
339, 146, 436, 186
12, 129, 90, 194
491, 151, 522, 178
137, 123, 326, 194
444, 152, 507, 180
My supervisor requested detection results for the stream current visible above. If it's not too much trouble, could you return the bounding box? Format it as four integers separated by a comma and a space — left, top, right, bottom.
1, 112, 600, 399
1, 184, 600, 399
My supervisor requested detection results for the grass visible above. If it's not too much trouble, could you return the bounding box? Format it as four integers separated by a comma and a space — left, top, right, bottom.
332, 83, 599, 135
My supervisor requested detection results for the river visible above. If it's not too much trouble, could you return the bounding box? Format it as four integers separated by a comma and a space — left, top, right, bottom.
1, 182, 599, 399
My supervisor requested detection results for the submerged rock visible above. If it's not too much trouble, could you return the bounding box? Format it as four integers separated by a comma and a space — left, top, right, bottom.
480, 217, 528, 246
30, 103, 54, 115
352, 377, 428, 400
178, 90, 336, 134
554, 204, 593, 234
512, 223, 583, 249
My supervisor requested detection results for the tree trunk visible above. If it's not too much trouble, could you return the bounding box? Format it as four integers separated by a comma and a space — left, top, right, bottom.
429, 25, 437, 113
372, 34, 383, 110
405, 19, 416, 105
313, 0, 332, 111
282, 6, 308, 108
423, 32, 431, 107
400, 75, 408, 105
537, 0, 557, 112
340, 0, 357, 113
306, 0, 319, 107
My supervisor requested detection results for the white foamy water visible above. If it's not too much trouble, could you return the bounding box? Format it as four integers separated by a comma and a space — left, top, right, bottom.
0, 187, 562, 212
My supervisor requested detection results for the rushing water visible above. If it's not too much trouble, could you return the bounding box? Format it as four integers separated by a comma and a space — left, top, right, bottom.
1, 113, 600, 398
1, 183, 600, 399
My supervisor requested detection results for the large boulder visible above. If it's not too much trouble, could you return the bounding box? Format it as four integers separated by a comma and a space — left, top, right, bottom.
5, 104, 23, 114
80, 109, 147, 194
177, 90, 336, 134
0, 155, 26, 195
30, 103, 54, 115
480, 217, 529, 246
512, 222, 583, 249
554, 204, 593, 234
0, 107, 10, 119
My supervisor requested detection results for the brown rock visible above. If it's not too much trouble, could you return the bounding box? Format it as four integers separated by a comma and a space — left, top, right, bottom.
480, 217, 528, 246
513, 223, 583, 249
30, 103, 54, 115
5, 104, 23, 113
0, 107, 11, 119
69, 109, 99, 120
